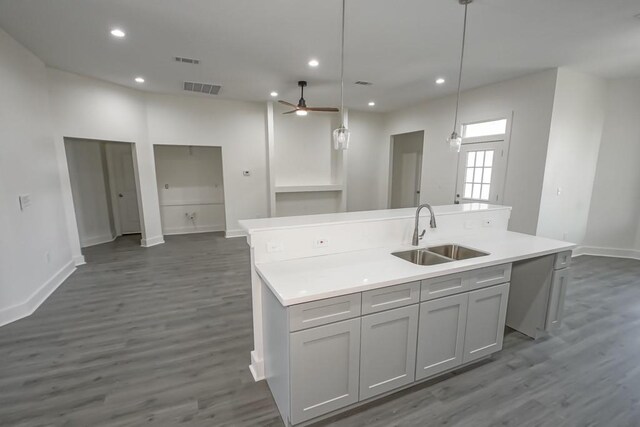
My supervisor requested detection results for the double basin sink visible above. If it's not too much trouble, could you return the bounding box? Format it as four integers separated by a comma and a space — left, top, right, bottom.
392, 244, 489, 266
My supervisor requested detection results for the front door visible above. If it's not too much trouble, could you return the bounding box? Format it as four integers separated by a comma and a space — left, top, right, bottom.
455, 141, 507, 205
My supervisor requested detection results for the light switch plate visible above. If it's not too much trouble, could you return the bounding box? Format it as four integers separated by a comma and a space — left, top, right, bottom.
19, 194, 31, 210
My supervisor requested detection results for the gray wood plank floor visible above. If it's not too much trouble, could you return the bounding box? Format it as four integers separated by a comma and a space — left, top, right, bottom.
0, 233, 639, 427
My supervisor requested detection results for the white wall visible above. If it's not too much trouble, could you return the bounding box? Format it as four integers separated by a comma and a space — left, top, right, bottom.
385, 69, 559, 234
346, 110, 389, 212
583, 77, 640, 255
0, 28, 74, 325
64, 139, 115, 246
154, 145, 226, 234
145, 92, 269, 234
536, 69, 606, 244
47, 68, 161, 251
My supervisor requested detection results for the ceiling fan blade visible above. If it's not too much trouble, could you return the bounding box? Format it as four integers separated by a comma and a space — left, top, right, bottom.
283, 110, 298, 114
278, 100, 297, 108
307, 107, 340, 112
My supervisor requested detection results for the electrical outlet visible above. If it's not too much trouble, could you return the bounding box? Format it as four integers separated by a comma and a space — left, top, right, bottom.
314, 238, 330, 248
267, 241, 284, 253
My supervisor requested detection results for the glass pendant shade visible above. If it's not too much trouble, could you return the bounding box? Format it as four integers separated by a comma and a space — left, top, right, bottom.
333, 126, 351, 150
447, 131, 462, 153
295, 109, 308, 116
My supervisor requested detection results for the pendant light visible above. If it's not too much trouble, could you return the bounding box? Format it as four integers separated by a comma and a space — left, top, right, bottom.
333, 0, 350, 150
447, 0, 473, 153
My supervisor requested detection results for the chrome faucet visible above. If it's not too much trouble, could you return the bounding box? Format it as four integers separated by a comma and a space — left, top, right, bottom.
412, 203, 437, 246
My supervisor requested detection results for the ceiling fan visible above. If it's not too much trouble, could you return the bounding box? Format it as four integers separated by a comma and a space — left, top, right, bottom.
278, 81, 339, 116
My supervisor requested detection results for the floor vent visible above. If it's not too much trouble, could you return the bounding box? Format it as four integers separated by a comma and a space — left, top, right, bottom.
174, 56, 201, 65
355, 81, 373, 86
183, 81, 221, 95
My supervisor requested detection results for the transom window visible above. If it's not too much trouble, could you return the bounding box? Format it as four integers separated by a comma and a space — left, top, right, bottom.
462, 119, 507, 139
463, 150, 493, 201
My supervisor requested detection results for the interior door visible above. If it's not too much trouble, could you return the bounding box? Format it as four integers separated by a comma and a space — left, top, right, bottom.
112, 144, 141, 234
455, 141, 507, 205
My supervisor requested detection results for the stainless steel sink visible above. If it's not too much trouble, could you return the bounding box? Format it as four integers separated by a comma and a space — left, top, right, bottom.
427, 244, 489, 260
392, 249, 452, 266
392, 244, 489, 266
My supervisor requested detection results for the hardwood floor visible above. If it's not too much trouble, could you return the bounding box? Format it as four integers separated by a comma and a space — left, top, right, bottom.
0, 233, 639, 426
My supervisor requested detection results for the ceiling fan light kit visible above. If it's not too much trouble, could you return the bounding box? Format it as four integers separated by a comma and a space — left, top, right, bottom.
448, 0, 473, 153
278, 80, 339, 115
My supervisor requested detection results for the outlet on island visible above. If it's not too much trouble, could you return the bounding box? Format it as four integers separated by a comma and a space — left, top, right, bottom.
314, 238, 330, 248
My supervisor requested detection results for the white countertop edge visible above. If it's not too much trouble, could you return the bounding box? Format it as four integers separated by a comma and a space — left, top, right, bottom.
257, 238, 575, 307
240, 204, 511, 234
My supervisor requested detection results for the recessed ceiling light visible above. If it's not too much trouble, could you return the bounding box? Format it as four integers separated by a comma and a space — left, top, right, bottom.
436, 78, 446, 85
110, 28, 126, 38
134, 77, 145, 83
308, 59, 319, 67
368, 101, 376, 107
270, 91, 278, 97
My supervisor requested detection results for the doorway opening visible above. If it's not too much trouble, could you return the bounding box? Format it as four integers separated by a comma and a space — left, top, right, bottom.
153, 145, 226, 235
64, 138, 142, 249
389, 131, 424, 208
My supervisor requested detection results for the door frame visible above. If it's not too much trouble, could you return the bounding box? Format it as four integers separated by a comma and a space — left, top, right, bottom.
454, 113, 513, 205
388, 130, 425, 209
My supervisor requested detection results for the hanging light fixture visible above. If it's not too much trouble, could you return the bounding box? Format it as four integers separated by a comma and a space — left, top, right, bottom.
447, 0, 473, 153
333, 0, 350, 150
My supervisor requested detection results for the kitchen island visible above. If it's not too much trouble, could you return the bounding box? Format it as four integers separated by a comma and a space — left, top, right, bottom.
239, 204, 574, 426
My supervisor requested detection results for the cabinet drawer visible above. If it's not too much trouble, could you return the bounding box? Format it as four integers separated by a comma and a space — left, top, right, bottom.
421, 272, 467, 301
362, 282, 420, 314
466, 264, 512, 291
289, 294, 362, 332
554, 251, 572, 270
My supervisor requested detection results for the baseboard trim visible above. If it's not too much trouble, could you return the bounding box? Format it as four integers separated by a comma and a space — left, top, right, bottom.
81, 233, 116, 248
0, 260, 76, 328
73, 255, 86, 266
162, 225, 225, 236
250, 350, 265, 381
141, 235, 165, 247
226, 229, 247, 238
573, 245, 640, 260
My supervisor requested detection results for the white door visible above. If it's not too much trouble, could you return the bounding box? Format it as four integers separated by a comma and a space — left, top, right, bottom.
455, 141, 507, 205
111, 144, 141, 234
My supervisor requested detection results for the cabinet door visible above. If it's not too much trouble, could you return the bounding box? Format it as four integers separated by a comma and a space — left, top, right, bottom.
545, 268, 570, 330
360, 305, 418, 400
463, 283, 510, 364
290, 318, 361, 424
416, 293, 468, 381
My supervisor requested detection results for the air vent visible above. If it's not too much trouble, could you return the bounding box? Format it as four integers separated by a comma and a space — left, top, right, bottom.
183, 81, 221, 95
174, 56, 200, 65
355, 81, 373, 86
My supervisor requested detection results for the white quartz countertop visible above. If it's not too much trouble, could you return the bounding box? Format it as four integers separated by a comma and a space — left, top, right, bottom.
256, 230, 575, 306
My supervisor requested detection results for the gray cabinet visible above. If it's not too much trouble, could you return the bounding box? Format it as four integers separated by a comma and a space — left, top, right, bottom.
463, 283, 509, 363
545, 268, 569, 330
416, 293, 468, 380
360, 305, 418, 400
289, 318, 361, 424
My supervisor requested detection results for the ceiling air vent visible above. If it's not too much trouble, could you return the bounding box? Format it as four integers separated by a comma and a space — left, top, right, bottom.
174, 56, 201, 65
355, 81, 373, 86
183, 81, 221, 95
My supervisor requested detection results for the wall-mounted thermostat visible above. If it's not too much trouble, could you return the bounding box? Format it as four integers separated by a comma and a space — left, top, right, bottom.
243, 170, 250, 176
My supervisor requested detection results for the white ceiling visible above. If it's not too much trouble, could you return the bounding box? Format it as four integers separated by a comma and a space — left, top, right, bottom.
1, 0, 639, 112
